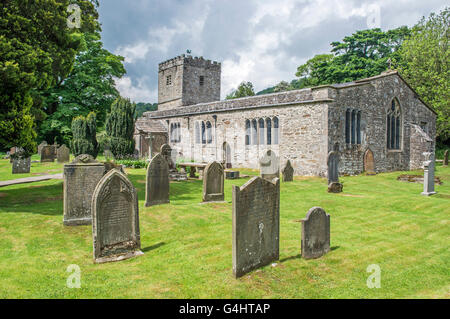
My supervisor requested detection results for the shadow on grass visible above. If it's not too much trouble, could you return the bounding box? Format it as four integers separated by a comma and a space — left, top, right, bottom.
142, 242, 166, 252
279, 254, 301, 263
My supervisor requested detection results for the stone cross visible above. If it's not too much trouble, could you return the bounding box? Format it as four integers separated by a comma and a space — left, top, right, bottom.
444, 150, 448, 166
259, 150, 279, 181
327, 151, 343, 193
421, 152, 436, 196
232, 176, 280, 278
301, 207, 330, 259
91, 169, 143, 263
202, 161, 225, 202
282, 160, 294, 182
145, 153, 170, 206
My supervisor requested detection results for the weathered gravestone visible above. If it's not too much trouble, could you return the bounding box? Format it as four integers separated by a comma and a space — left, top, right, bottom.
91, 169, 143, 263
421, 152, 437, 196
232, 176, 280, 278
145, 153, 170, 206
444, 150, 449, 166
12, 157, 31, 174
37, 141, 48, 155
259, 150, 279, 181
57, 145, 70, 163
203, 161, 225, 202
327, 151, 343, 193
160, 144, 176, 170
301, 207, 330, 259
363, 148, 376, 175
282, 160, 294, 182
40, 145, 56, 163
63, 154, 106, 226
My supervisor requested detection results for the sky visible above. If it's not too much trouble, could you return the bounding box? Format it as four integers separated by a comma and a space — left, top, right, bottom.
97, 0, 448, 103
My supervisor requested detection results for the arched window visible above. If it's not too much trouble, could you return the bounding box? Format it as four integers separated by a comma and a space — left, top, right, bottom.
266, 118, 272, 145
177, 123, 181, 143
345, 109, 351, 144
195, 122, 200, 144
351, 110, 356, 144
258, 118, 265, 145
356, 112, 361, 144
206, 121, 212, 144
273, 117, 279, 144
251, 119, 257, 145
170, 123, 174, 142
245, 120, 250, 145
201, 121, 206, 144
387, 99, 401, 150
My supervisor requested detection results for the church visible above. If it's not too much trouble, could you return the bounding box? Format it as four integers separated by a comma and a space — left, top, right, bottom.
134, 54, 436, 177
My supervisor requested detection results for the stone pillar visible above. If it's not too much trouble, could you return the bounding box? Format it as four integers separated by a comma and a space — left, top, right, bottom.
421, 152, 436, 196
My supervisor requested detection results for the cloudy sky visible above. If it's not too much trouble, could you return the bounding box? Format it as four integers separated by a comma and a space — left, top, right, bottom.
97, 0, 447, 103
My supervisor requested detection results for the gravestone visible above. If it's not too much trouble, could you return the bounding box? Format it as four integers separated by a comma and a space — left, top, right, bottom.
232, 176, 280, 278
145, 153, 170, 206
40, 145, 56, 162
63, 154, 106, 226
421, 152, 436, 196
57, 145, 70, 163
12, 157, 31, 174
259, 150, 279, 181
301, 207, 330, 259
160, 144, 176, 170
37, 141, 48, 155
327, 151, 343, 193
444, 150, 449, 166
91, 169, 143, 263
363, 148, 376, 175
225, 170, 240, 179
282, 160, 294, 182
203, 161, 225, 202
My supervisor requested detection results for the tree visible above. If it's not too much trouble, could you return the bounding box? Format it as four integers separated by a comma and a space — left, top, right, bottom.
38, 32, 126, 146
397, 7, 449, 144
135, 102, 158, 118
71, 112, 98, 158
105, 97, 136, 158
226, 81, 255, 99
273, 81, 291, 93
0, 0, 98, 155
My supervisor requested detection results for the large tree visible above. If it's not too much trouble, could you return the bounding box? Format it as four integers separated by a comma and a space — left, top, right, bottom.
397, 7, 449, 144
226, 81, 255, 99
0, 0, 98, 155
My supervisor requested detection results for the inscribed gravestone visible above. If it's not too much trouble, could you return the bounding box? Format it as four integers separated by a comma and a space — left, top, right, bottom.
301, 207, 330, 259
259, 150, 279, 181
57, 145, 70, 163
421, 152, 436, 196
444, 150, 449, 166
91, 169, 143, 263
232, 176, 280, 278
327, 151, 343, 193
160, 144, 176, 170
364, 148, 376, 175
203, 161, 225, 202
38, 141, 48, 155
145, 153, 170, 206
63, 154, 106, 226
40, 145, 56, 162
12, 157, 31, 174
282, 160, 294, 182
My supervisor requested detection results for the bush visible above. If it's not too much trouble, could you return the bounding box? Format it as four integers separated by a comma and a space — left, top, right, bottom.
106, 97, 136, 158
71, 112, 98, 158
115, 159, 148, 169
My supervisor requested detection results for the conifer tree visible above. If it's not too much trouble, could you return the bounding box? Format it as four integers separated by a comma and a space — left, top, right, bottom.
71, 112, 98, 158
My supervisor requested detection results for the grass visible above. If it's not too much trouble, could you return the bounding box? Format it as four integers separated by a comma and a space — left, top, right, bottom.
0, 156, 449, 298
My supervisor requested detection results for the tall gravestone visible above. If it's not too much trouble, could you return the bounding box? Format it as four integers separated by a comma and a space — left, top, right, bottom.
12, 156, 31, 174
421, 152, 437, 196
37, 141, 48, 155
232, 176, 280, 278
363, 148, 376, 175
63, 154, 106, 226
203, 161, 225, 202
57, 145, 70, 163
40, 145, 56, 163
91, 169, 143, 263
327, 151, 343, 193
145, 153, 170, 206
259, 150, 279, 181
282, 160, 294, 182
301, 207, 330, 259
444, 150, 449, 166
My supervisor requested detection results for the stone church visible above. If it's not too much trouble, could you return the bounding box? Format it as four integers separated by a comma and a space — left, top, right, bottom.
134, 54, 436, 176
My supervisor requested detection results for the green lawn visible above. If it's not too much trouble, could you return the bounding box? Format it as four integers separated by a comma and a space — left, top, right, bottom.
0, 156, 449, 298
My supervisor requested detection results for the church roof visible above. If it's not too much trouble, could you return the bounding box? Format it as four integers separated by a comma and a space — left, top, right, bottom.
134, 117, 166, 134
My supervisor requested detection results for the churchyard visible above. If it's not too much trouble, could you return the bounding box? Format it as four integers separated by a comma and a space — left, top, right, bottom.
0, 153, 448, 298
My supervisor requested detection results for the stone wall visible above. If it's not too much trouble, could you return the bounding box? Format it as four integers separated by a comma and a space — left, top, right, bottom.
409, 124, 433, 170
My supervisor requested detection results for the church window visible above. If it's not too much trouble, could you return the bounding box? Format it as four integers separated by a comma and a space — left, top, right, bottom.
201, 121, 206, 144
345, 109, 351, 144
206, 121, 212, 144
251, 119, 257, 145
199, 76, 205, 86
245, 120, 250, 145
259, 118, 265, 145
273, 117, 279, 144
266, 118, 272, 145
345, 109, 361, 145
387, 98, 401, 150
166, 75, 172, 86
195, 122, 200, 144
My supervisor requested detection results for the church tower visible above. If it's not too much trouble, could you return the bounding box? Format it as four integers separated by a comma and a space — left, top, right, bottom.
158, 55, 221, 111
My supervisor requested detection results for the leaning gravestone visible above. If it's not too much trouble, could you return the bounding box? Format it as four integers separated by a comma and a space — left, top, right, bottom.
301, 207, 330, 259
282, 160, 294, 182
232, 176, 280, 278
63, 154, 106, 226
327, 151, 343, 193
91, 169, 143, 263
259, 150, 280, 181
444, 150, 448, 166
203, 161, 225, 202
12, 156, 31, 174
145, 153, 170, 206
57, 145, 70, 163
40, 145, 56, 163
421, 152, 437, 196
37, 141, 48, 155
